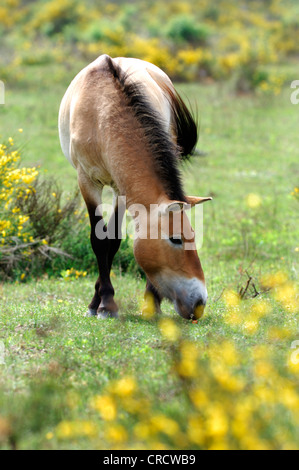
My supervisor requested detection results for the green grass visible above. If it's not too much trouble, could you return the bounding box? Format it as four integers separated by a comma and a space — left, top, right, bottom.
1, 274, 297, 449
0, 60, 299, 449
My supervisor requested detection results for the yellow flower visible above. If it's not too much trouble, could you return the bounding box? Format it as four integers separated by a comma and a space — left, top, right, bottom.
267, 326, 292, 341
187, 415, 205, 445
223, 289, 240, 307
56, 420, 96, 439
90, 395, 117, 421
106, 424, 128, 443
250, 300, 272, 319
288, 353, 299, 374
254, 360, 274, 378
189, 387, 208, 408
243, 319, 259, 334
112, 376, 137, 397
177, 341, 199, 377
246, 193, 262, 208
158, 318, 181, 342
151, 414, 179, 437
280, 388, 299, 409
261, 271, 288, 288
211, 363, 245, 392
141, 291, 156, 318
133, 421, 153, 439
206, 405, 228, 438
253, 385, 276, 404
274, 283, 296, 303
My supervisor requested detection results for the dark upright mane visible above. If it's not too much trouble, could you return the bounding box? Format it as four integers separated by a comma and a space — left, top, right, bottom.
104, 56, 198, 202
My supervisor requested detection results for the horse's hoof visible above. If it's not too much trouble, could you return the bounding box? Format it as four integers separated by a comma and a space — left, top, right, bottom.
97, 310, 119, 319
84, 308, 98, 317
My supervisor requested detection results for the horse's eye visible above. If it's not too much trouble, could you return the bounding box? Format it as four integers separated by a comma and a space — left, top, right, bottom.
169, 237, 183, 246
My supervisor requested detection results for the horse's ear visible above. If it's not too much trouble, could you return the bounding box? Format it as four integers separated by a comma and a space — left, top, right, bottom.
159, 197, 212, 215
185, 196, 212, 207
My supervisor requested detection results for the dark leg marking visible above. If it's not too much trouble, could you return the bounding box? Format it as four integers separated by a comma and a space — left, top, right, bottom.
87, 200, 125, 318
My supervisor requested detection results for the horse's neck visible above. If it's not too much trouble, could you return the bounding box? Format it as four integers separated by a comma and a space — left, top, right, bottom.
95, 73, 171, 208
106, 134, 168, 210
114, 158, 167, 209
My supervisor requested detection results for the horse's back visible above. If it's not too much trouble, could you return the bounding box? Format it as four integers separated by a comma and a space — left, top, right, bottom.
59, 55, 173, 174
58, 54, 114, 169
113, 56, 173, 121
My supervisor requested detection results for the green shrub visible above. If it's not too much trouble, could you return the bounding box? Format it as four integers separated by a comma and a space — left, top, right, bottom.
165, 15, 210, 45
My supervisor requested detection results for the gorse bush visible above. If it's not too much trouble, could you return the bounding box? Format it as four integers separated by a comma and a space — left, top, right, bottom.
0, 139, 138, 280
0, 138, 87, 279
0, 137, 38, 245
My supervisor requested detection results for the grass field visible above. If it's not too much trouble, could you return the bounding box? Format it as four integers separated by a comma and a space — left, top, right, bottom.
0, 60, 299, 449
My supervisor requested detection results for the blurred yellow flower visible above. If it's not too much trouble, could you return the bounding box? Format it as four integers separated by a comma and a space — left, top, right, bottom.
206, 405, 228, 438
106, 424, 128, 443
151, 415, 179, 437
261, 271, 288, 288
223, 289, 240, 307
243, 319, 259, 334
141, 291, 156, 318
158, 318, 181, 342
56, 420, 97, 439
246, 193, 262, 208
112, 376, 137, 397
90, 395, 117, 421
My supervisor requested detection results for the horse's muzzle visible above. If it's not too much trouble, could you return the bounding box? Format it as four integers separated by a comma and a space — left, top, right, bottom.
175, 296, 206, 320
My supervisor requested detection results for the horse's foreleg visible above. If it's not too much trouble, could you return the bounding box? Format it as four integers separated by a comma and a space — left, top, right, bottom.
96, 198, 125, 318
88, 199, 125, 318
78, 169, 119, 318
85, 208, 119, 318
107, 196, 125, 272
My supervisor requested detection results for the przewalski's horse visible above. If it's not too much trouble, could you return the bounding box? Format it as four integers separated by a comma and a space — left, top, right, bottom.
59, 55, 211, 320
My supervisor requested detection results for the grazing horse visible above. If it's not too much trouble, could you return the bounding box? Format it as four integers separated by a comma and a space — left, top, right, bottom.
58, 55, 211, 320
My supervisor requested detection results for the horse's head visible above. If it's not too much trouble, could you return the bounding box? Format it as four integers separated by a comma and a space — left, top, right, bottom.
133, 196, 212, 320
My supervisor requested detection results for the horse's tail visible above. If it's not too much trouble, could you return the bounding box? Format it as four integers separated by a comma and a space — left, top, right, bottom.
147, 70, 198, 159
167, 86, 198, 159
